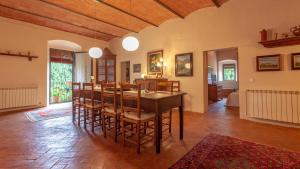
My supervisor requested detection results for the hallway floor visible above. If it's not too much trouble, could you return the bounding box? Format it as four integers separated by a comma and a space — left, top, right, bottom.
0, 104, 300, 169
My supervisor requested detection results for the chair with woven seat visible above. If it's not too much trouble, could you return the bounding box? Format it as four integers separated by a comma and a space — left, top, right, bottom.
120, 83, 155, 154
72, 82, 84, 126
101, 82, 121, 142
82, 83, 102, 132
156, 81, 181, 134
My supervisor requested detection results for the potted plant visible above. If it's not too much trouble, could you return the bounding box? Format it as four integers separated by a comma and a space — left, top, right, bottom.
52, 88, 60, 103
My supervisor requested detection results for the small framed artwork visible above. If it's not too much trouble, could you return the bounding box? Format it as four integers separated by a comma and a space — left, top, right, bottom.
256, 54, 281, 71
133, 64, 141, 73
147, 50, 163, 74
291, 53, 300, 70
175, 52, 193, 76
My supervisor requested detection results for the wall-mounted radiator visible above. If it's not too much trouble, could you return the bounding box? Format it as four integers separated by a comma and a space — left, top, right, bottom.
0, 87, 38, 110
246, 89, 300, 124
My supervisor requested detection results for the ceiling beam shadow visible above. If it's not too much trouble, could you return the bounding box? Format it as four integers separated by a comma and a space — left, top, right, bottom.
154, 0, 184, 19
97, 0, 159, 27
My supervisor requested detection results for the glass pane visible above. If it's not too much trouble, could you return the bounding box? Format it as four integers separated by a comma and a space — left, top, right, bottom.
223, 68, 235, 80
98, 75, 106, 81
107, 75, 114, 82
107, 59, 114, 66
50, 62, 72, 104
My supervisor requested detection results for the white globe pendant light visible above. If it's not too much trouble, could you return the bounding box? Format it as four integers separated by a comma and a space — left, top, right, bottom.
88, 47, 103, 58
122, 36, 139, 51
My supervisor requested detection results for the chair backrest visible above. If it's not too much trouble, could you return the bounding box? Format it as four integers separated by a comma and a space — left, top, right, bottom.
120, 83, 141, 118
82, 83, 94, 104
169, 81, 180, 92
101, 82, 117, 112
72, 82, 81, 99
156, 81, 173, 92
156, 81, 181, 92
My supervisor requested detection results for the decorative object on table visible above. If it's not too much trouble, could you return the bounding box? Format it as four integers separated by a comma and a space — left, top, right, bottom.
260, 29, 268, 41
281, 33, 289, 39
290, 25, 300, 36
133, 64, 141, 73
291, 53, 300, 70
0, 50, 38, 61
256, 54, 281, 71
169, 133, 300, 169
175, 52, 193, 76
147, 50, 163, 74
25, 107, 72, 122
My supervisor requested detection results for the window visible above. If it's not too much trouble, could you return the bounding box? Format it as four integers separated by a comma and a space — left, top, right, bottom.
223, 64, 236, 81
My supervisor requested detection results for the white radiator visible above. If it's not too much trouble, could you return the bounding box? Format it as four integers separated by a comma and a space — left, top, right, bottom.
246, 89, 300, 124
0, 87, 38, 110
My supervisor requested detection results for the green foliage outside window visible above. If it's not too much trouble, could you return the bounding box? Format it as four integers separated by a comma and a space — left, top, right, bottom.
223, 64, 235, 81
50, 63, 72, 103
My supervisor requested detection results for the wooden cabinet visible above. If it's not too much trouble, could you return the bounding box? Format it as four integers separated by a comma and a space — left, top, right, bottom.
96, 48, 116, 83
208, 84, 222, 102
135, 78, 168, 91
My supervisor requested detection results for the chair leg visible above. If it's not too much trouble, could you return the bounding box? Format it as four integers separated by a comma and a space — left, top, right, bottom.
137, 121, 141, 154
169, 109, 172, 133
122, 119, 125, 146
143, 122, 147, 134
92, 110, 95, 132
114, 115, 118, 142
77, 106, 81, 126
103, 114, 107, 138
72, 104, 75, 123
84, 108, 87, 129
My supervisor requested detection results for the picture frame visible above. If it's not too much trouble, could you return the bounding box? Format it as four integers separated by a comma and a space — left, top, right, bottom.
147, 50, 163, 74
291, 53, 300, 70
256, 54, 281, 72
175, 52, 193, 76
133, 64, 141, 73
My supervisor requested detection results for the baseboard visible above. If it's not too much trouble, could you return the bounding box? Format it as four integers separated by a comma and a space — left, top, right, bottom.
0, 105, 43, 115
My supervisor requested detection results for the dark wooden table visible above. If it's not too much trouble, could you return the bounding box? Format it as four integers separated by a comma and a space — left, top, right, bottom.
94, 89, 186, 154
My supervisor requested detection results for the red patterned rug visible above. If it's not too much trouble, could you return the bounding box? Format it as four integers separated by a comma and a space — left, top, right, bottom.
170, 133, 300, 169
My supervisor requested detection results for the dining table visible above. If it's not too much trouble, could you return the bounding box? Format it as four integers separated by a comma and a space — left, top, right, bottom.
93, 88, 186, 154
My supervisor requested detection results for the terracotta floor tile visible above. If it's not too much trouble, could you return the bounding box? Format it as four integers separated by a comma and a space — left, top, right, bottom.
0, 101, 300, 169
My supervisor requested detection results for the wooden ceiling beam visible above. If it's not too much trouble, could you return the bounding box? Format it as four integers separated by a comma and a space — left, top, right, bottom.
0, 4, 118, 39
154, 0, 184, 19
39, 0, 137, 33
211, 0, 221, 8
96, 0, 159, 27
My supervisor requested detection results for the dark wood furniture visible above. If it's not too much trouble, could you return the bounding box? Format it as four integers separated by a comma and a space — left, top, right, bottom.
259, 36, 300, 48
82, 83, 102, 132
96, 48, 116, 83
72, 82, 83, 126
101, 82, 121, 142
135, 78, 168, 91
94, 89, 186, 154
120, 83, 155, 154
208, 84, 222, 102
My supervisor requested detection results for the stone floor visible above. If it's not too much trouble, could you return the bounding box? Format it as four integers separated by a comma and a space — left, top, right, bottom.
1, 101, 300, 169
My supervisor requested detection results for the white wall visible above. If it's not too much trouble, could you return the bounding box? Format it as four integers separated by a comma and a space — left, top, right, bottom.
0, 17, 108, 107
109, 0, 300, 115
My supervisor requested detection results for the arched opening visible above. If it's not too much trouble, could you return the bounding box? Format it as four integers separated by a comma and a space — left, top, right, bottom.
47, 40, 91, 106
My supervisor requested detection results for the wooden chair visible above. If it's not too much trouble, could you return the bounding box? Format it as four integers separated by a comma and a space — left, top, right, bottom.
72, 82, 84, 126
156, 81, 181, 134
120, 83, 155, 154
82, 83, 102, 132
101, 82, 121, 142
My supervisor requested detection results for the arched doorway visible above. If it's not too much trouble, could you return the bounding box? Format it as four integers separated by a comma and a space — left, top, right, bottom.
47, 40, 82, 105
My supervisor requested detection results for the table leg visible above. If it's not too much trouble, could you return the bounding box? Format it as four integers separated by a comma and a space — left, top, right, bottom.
179, 96, 184, 140
155, 101, 161, 154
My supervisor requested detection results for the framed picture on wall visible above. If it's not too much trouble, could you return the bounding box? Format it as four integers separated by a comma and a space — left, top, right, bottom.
291, 53, 300, 70
175, 52, 193, 76
133, 64, 141, 73
147, 50, 163, 74
256, 54, 281, 71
